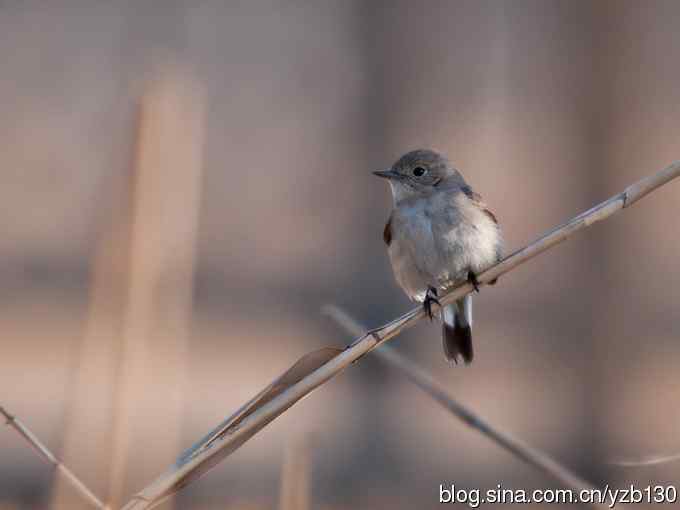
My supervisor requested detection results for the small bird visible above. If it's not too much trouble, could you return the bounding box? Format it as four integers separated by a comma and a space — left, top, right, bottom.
374, 149, 502, 364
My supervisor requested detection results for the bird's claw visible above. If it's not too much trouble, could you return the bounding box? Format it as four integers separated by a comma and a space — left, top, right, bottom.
467, 271, 480, 293
423, 287, 440, 321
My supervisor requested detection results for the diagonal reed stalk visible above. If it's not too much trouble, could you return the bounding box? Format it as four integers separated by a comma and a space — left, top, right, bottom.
608, 452, 680, 467
0, 405, 106, 509
322, 305, 608, 510
115, 160, 679, 508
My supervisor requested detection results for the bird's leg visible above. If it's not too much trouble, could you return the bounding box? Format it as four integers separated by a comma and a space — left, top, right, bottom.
423, 286, 440, 321
467, 271, 480, 293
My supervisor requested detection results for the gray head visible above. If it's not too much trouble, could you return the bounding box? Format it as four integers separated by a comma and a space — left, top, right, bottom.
373, 149, 466, 204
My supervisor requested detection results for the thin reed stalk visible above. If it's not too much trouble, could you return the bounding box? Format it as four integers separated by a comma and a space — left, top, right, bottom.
1, 405, 106, 509
323, 305, 609, 510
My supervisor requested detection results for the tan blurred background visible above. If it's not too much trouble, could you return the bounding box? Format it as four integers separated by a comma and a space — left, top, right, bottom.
2, 1, 680, 509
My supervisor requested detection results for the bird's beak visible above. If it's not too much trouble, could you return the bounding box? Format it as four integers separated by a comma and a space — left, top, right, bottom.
373, 169, 399, 180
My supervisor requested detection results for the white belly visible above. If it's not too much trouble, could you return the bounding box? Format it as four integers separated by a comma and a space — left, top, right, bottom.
387, 193, 500, 302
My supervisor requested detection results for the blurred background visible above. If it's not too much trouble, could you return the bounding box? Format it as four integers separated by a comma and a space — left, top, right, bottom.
1, 1, 680, 509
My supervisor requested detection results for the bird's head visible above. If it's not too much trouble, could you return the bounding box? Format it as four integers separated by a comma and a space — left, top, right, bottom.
373, 149, 465, 203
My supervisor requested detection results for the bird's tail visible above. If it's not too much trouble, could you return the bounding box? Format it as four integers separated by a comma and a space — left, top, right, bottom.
441, 295, 473, 364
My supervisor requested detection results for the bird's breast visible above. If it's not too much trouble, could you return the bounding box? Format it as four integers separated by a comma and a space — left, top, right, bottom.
386, 192, 501, 298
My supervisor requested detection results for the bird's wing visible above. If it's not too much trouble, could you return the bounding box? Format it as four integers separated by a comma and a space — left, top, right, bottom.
459, 185, 502, 285
383, 213, 393, 245
461, 185, 498, 224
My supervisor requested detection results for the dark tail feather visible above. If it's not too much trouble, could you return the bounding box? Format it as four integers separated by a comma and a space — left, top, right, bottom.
441, 298, 474, 364
442, 322, 473, 364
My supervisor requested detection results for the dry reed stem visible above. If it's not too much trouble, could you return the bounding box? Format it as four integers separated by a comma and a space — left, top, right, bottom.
608, 452, 680, 467
323, 305, 609, 510
1, 406, 106, 509
278, 438, 311, 510
121, 161, 680, 509
108, 69, 204, 508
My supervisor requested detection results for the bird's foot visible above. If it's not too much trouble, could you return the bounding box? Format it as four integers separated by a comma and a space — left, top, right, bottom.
423, 287, 440, 321
467, 271, 480, 293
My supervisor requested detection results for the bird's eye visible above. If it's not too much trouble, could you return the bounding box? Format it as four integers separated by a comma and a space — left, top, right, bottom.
413, 166, 426, 177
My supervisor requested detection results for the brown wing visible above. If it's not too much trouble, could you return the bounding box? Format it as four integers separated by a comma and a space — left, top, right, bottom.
480, 205, 498, 224
462, 185, 500, 285
383, 214, 392, 245
462, 185, 498, 225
